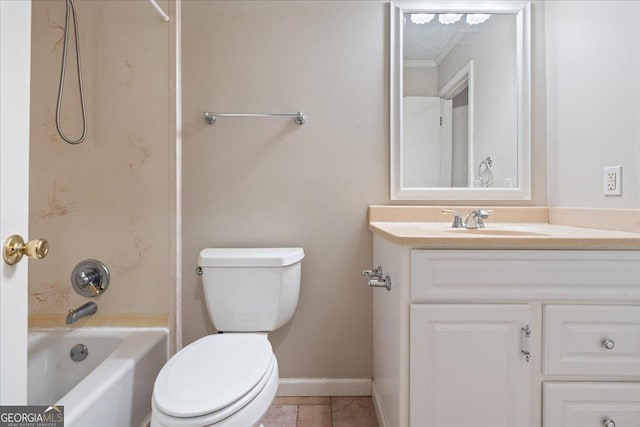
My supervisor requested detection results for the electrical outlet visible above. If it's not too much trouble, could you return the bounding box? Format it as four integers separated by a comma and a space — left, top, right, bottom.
603, 166, 622, 196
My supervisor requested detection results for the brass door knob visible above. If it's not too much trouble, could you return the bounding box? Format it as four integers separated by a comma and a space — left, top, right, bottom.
3, 235, 49, 265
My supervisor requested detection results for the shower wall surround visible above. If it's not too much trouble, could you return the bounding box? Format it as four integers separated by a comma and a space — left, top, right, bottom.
29, 0, 172, 321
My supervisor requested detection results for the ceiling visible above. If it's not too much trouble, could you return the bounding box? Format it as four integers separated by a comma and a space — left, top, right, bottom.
403, 13, 505, 64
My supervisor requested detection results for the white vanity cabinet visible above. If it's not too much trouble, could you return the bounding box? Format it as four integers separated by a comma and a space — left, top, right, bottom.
371, 236, 640, 427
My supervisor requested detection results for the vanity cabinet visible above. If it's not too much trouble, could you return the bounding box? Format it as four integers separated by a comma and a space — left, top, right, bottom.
371, 237, 640, 427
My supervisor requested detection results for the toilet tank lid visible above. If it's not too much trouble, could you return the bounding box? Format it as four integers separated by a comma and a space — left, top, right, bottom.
199, 247, 304, 267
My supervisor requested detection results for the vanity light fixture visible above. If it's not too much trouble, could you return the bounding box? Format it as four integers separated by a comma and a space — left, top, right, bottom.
438, 13, 463, 25
410, 13, 435, 24
466, 13, 492, 25
409, 13, 491, 26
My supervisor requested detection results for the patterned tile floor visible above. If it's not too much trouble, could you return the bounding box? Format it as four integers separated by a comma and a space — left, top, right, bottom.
262, 396, 379, 427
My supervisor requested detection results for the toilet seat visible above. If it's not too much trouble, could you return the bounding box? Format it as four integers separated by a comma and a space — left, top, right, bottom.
153, 334, 274, 425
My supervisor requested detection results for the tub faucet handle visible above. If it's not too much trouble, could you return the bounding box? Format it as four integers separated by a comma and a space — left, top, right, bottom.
71, 260, 110, 298
79, 271, 101, 296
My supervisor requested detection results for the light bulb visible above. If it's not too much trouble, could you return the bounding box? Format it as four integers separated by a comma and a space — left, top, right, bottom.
411, 13, 435, 24
438, 14, 463, 25
466, 14, 492, 25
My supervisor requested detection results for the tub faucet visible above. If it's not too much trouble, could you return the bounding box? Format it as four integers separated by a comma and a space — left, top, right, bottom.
66, 302, 97, 324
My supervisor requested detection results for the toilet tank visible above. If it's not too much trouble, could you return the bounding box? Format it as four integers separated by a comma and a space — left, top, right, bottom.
198, 248, 304, 332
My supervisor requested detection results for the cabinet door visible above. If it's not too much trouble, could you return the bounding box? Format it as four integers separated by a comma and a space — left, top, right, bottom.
410, 304, 533, 427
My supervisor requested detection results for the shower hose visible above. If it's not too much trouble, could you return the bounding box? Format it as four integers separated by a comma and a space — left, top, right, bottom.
55, 0, 87, 144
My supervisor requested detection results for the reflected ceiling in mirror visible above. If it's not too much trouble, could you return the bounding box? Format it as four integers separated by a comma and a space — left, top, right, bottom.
391, 2, 531, 201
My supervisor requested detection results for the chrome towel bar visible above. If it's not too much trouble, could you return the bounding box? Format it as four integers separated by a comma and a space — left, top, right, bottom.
202, 112, 306, 125
148, 0, 170, 22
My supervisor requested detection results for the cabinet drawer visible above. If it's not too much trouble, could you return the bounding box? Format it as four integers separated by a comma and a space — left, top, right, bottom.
544, 305, 640, 376
543, 382, 640, 427
411, 250, 640, 302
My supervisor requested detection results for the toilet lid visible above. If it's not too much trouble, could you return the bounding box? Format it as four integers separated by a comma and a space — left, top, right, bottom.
153, 334, 273, 418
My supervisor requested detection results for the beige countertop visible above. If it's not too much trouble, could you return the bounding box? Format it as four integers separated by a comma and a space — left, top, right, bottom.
368, 206, 640, 250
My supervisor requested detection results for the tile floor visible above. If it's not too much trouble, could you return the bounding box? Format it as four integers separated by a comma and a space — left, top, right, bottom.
262, 396, 379, 427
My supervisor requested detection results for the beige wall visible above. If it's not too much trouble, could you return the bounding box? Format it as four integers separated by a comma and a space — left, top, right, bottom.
546, 0, 640, 209
29, 1, 172, 318
403, 67, 438, 97
181, 0, 388, 378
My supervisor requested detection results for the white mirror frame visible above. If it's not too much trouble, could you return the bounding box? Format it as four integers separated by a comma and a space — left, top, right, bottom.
390, 1, 531, 200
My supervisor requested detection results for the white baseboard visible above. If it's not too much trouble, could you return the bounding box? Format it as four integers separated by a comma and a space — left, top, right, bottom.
371, 381, 388, 427
277, 378, 372, 397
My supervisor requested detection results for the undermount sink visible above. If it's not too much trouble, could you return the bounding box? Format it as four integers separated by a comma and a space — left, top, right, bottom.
444, 228, 552, 237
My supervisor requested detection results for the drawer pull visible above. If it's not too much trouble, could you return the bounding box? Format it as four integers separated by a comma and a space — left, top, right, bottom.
602, 339, 615, 350
603, 418, 615, 427
521, 325, 531, 362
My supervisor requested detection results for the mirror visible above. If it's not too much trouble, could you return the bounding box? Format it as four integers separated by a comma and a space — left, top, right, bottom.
391, 2, 531, 200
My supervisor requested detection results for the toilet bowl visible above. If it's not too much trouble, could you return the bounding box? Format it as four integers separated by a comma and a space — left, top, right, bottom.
151, 248, 304, 427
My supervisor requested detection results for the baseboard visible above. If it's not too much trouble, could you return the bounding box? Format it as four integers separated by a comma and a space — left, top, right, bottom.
371, 381, 388, 427
277, 378, 372, 397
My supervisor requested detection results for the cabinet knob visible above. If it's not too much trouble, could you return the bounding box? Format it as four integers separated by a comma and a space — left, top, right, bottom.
603, 418, 615, 427
602, 339, 615, 350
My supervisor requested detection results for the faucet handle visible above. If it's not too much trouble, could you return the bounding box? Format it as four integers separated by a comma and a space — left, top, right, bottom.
71, 260, 110, 298
86, 282, 101, 297
468, 209, 493, 228
442, 209, 464, 228
476, 209, 493, 219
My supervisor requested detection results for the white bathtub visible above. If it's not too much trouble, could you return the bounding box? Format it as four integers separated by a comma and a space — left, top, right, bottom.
28, 327, 168, 427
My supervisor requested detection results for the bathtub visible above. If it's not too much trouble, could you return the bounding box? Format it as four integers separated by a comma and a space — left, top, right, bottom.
28, 327, 168, 427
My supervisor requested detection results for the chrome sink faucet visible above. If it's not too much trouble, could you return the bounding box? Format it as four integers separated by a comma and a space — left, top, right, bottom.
442, 209, 492, 229
66, 301, 97, 324
464, 209, 492, 229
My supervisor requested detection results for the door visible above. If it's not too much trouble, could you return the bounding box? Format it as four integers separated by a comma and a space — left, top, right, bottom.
402, 96, 441, 187
410, 304, 533, 427
0, 0, 32, 404
439, 99, 452, 187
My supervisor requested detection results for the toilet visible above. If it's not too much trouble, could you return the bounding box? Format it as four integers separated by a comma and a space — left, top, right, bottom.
151, 247, 304, 427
